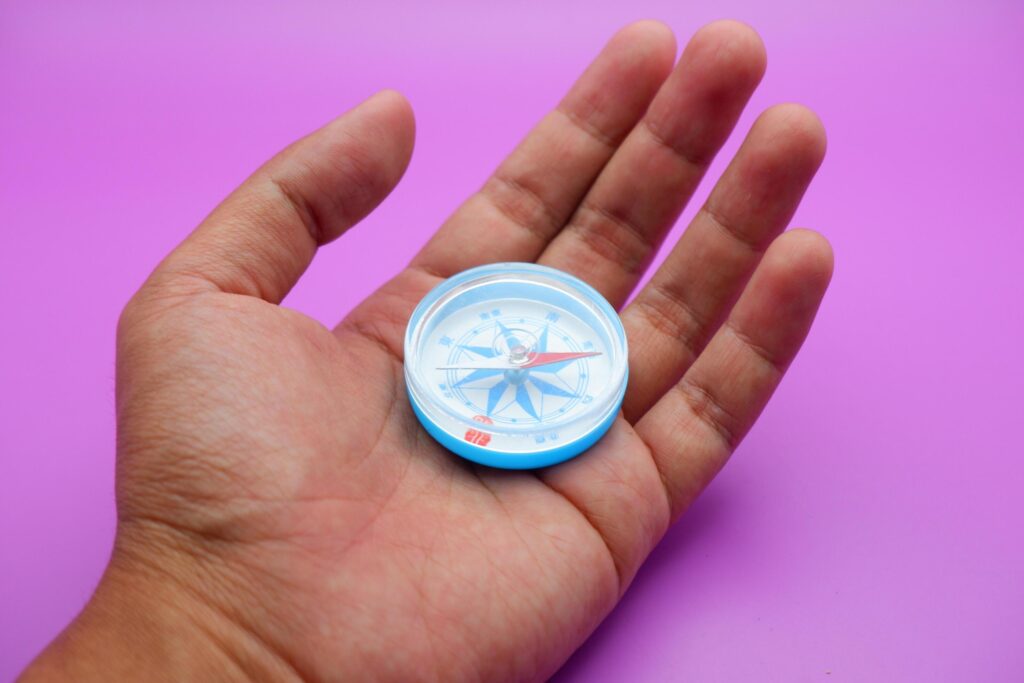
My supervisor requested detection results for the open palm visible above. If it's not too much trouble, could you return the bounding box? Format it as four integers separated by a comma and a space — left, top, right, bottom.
28, 20, 832, 683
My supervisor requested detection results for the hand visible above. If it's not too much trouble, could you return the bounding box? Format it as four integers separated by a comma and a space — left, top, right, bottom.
24, 20, 831, 682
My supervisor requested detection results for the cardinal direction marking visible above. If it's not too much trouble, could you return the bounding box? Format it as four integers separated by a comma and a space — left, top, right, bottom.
454, 369, 504, 387
529, 376, 576, 398
447, 314, 596, 422
459, 344, 497, 358
487, 381, 509, 416
531, 359, 573, 374
495, 321, 520, 348
515, 384, 539, 419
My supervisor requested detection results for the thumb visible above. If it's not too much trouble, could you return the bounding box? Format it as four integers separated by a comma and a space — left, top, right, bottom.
147, 89, 415, 303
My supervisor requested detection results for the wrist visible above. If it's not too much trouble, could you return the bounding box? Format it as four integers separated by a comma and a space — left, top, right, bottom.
21, 522, 297, 682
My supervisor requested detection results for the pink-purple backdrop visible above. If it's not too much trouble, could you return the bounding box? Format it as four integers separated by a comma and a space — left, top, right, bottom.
2, 1, 1022, 680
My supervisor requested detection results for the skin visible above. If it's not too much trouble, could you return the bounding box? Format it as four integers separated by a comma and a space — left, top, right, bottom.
22, 20, 832, 683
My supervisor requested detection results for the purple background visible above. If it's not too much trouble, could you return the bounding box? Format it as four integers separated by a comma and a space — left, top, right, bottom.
2, 1, 1022, 680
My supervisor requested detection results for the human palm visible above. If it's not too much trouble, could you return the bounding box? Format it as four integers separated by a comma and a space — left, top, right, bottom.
27, 20, 832, 683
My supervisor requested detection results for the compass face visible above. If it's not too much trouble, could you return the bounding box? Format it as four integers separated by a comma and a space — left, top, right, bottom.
404, 263, 628, 469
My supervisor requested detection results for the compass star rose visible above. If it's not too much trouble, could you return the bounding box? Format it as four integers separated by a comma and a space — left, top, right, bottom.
450, 322, 588, 420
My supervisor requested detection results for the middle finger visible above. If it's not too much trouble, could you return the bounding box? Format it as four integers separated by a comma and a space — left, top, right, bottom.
537, 20, 767, 305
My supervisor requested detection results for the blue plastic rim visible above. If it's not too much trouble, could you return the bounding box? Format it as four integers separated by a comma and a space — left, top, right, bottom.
404, 262, 628, 470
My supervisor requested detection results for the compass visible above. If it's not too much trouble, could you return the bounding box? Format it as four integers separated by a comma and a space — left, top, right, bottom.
404, 262, 628, 469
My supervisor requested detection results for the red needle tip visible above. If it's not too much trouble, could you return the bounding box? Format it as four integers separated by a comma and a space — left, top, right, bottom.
521, 351, 601, 369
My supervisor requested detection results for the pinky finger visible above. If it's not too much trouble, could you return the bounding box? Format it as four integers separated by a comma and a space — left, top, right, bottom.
635, 229, 834, 520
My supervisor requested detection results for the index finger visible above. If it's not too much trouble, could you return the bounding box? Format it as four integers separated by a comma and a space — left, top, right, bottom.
410, 21, 676, 279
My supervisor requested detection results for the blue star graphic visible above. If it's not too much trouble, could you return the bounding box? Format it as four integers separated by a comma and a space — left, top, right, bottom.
452, 325, 584, 420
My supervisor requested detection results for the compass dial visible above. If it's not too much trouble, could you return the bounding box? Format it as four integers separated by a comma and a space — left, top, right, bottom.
404, 263, 628, 469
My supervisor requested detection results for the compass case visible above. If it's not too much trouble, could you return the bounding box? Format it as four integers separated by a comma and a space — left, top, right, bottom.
404, 263, 628, 470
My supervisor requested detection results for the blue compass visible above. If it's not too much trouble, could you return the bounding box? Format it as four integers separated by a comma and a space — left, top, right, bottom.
404, 262, 628, 469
